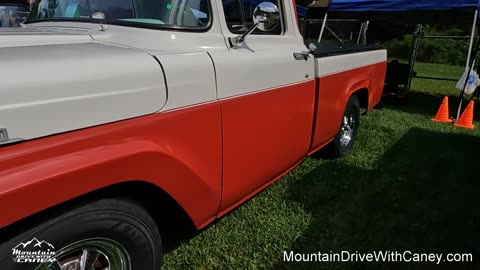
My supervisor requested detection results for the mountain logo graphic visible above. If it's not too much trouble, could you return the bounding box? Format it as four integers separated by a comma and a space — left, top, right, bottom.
12, 238, 56, 264
14, 238, 55, 249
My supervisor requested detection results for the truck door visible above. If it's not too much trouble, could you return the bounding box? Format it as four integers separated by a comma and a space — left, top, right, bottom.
209, 0, 316, 213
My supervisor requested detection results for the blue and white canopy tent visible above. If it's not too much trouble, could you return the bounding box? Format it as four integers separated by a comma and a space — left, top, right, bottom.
301, 0, 480, 48
328, 0, 480, 70
327, 0, 480, 12
299, 0, 480, 117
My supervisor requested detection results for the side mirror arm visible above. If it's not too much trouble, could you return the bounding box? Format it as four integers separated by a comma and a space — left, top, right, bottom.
228, 16, 267, 47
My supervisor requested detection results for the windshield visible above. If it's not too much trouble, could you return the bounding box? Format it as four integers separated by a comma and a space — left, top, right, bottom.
27, 0, 210, 28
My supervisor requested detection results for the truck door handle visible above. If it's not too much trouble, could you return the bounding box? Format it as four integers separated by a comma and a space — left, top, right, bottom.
293, 51, 310, 61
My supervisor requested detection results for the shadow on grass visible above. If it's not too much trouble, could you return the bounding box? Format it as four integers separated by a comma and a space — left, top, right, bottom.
275, 128, 480, 270
384, 91, 480, 121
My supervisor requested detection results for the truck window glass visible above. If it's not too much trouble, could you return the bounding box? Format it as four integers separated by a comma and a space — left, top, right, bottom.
0, 5, 30, 27
222, 0, 282, 35
28, 0, 211, 29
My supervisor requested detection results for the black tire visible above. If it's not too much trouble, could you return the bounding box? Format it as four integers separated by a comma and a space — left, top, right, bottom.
0, 198, 162, 270
323, 95, 361, 158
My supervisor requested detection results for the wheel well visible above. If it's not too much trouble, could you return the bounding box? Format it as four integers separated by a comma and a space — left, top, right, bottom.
0, 181, 196, 247
353, 88, 369, 109
97, 181, 196, 234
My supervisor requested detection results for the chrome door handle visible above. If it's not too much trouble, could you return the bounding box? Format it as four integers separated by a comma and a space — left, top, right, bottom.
293, 51, 310, 60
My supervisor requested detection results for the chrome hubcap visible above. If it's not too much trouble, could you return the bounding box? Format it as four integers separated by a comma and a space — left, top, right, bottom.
35, 238, 131, 270
340, 113, 355, 147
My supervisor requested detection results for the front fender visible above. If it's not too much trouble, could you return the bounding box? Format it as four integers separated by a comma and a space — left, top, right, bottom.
0, 102, 222, 229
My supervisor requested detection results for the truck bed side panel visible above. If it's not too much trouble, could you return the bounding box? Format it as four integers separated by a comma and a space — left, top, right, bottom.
311, 50, 387, 150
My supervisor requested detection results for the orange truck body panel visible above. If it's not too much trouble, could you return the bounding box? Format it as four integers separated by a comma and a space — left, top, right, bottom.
0, 103, 223, 229
311, 62, 387, 149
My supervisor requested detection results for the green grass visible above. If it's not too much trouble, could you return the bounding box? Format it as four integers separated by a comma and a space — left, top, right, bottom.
162, 63, 480, 270
411, 62, 465, 97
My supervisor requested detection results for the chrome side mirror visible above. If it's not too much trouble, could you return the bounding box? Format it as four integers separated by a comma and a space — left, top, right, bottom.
229, 2, 280, 47
254, 2, 280, 31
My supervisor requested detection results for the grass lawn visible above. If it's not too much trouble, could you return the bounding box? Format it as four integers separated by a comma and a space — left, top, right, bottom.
162, 62, 480, 270
412, 62, 465, 97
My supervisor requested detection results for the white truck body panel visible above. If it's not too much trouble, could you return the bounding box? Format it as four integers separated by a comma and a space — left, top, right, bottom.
210, 34, 314, 99
155, 52, 217, 111
0, 26, 92, 47
0, 0, 385, 145
0, 37, 167, 140
209, 0, 314, 99
315, 50, 388, 77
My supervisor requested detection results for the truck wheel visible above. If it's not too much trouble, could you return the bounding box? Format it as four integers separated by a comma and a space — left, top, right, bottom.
0, 198, 162, 270
327, 95, 360, 158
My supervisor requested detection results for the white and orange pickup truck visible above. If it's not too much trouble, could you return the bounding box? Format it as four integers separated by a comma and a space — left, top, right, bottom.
0, 0, 386, 268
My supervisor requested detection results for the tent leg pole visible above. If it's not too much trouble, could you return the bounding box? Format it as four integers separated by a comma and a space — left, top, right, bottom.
466, 10, 478, 69
357, 20, 369, 44
360, 20, 369, 45
457, 38, 480, 120
457, 9, 479, 120
357, 22, 364, 44
407, 24, 422, 90
318, 12, 328, 43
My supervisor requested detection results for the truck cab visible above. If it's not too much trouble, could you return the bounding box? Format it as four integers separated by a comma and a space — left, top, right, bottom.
0, 0, 386, 269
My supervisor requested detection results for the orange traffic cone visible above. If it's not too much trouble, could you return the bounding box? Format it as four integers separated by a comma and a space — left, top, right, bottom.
432, 96, 453, 123
454, 101, 475, 129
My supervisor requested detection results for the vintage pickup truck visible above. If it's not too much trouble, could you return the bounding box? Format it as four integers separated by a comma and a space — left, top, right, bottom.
0, 0, 386, 268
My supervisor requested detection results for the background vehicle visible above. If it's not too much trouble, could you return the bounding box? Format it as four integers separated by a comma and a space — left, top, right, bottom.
0, 0, 386, 268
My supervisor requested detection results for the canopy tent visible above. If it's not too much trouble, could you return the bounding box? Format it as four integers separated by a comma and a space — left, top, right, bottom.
327, 0, 480, 12
315, 0, 480, 64
298, 0, 480, 23
298, 0, 480, 119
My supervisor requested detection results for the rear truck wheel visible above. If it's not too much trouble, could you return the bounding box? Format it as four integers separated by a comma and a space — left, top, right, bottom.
0, 198, 162, 270
325, 95, 361, 158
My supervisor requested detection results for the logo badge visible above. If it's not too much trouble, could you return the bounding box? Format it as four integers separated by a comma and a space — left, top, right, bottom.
12, 238, 56, 263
